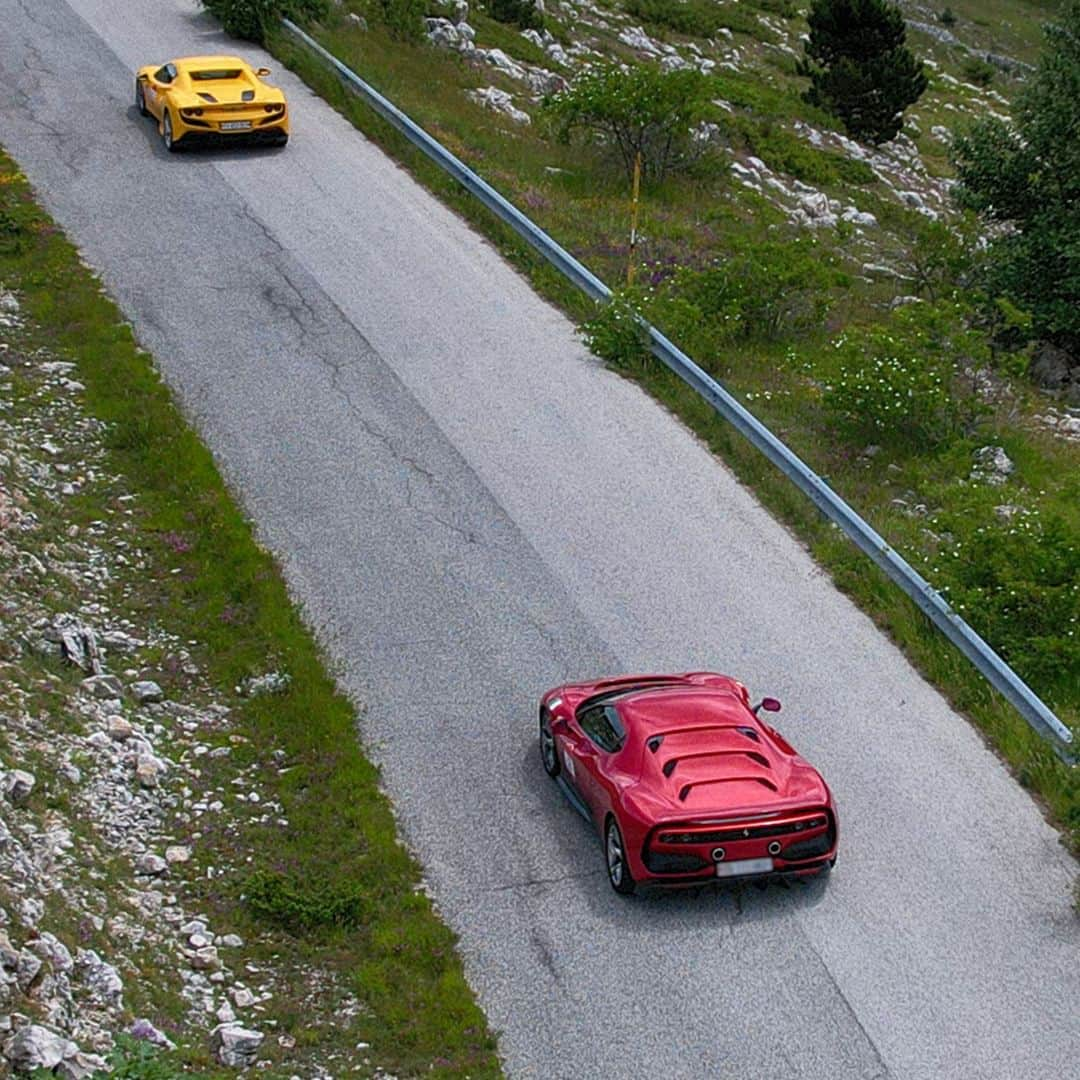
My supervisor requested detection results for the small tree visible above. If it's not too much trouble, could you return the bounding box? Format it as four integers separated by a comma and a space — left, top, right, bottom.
542, 64, 712, 183
799, 0, 927, 144
951, 0, 1080, 361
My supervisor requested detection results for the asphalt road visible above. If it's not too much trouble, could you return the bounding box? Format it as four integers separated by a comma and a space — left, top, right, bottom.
1, 2, 1077, 1077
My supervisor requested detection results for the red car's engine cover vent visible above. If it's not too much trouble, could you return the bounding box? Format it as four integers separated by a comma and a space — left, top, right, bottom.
662, 749, 771, 777
678, 776, 779, 802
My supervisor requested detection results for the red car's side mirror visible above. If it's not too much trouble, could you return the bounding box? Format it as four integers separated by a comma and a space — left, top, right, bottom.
753, 697, 782, 714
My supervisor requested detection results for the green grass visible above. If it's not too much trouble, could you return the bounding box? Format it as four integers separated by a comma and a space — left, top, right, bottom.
0, 151, 500, 1077
268, 8, 1079, 858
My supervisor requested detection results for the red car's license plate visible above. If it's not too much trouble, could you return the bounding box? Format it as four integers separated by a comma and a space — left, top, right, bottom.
220, 120, 251, 131
715, 857, 774, 878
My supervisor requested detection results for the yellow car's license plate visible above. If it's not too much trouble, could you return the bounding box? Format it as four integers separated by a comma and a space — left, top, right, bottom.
220, 120, 251, 131
715, 857, 774, 878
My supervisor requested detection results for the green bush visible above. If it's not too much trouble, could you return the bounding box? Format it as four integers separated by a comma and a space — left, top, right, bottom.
936, 511, 1080, 690
486, 0, 543, 30
670, 237, 846, 342
200, 0, 328, 42
377, 0, 427, 40
939, 6, 957, 26
962, 56, 996, 86
735, 117, 876, 184
821, 302, 986, 443
582, 291, 653, 370
245, 868, 371, 933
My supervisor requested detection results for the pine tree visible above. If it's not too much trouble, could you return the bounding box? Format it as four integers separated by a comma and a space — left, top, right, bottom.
799, 0, 927, 145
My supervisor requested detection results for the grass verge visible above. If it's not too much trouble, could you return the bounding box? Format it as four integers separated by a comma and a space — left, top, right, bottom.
0, 147, 501, 1077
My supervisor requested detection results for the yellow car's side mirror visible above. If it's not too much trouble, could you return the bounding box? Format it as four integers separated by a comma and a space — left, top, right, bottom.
256, 67, 271, 77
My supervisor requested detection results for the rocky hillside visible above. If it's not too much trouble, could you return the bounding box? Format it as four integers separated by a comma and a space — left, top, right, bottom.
0, 282, 386, 1076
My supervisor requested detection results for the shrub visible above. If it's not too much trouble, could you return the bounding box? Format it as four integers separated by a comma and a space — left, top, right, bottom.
95, 1036, 183, 1080
962, 56, 996, 86
245, 868, 371, 933
735, 117, 876, 184
939, 6, 957, 26
936, 511, 1080, 689
200, 0, 328, 42
670, 237, 846, 342
486, 0, 543, 31
821, 302, 986, 443
799, 0, 928, 144
542, 64, 713, 183
378, 0, 427, 40
581, 291, 653, 370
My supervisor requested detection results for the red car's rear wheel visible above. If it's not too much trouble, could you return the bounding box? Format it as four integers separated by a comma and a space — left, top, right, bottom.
539, 707, 560, 778
605, 818, 636, 895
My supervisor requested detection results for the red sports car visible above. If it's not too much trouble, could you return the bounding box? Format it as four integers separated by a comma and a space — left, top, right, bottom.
539, 672, 838, 894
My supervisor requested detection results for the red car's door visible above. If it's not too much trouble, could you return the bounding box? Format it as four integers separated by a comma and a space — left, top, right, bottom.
565, 705, 622, 822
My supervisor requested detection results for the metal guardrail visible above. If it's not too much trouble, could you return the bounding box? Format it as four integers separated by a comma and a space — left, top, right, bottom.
281, 19, 1074, 757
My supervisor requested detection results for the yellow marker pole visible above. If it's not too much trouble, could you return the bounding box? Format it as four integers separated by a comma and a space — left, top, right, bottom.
627, 151, 642, 287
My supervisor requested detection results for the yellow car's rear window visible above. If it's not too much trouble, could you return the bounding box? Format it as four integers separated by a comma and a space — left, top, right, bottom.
190, 70, 243, 81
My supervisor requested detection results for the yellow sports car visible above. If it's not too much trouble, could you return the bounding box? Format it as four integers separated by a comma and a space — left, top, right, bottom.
135, 55, 288, 151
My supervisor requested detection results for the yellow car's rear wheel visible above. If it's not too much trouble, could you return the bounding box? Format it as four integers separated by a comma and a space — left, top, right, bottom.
135, 80, 148, 117
162, 111, 181, 154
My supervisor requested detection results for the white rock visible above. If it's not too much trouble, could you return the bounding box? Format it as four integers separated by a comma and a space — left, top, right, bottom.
2, 769, 35, 805
75, 949, 124, 1007
135, 754, 166, 788
231, 986, 257, 1008
82, 674, 123, 698
57, 1052, 109, 1080
16, 947, 43, 992
131, 680, 164, 704
841, 207, 878, 227
135, 852, 168, 876
5, 1025, 79, 1070
237, 671, 292, 698
165, 845, 192, 865
107, 715, 133, 741
191, 945, 220, 970
211, 1024, 264, 1068
128, 1018, 176, 1049
971, 446, 1015, 485
618, 25, 661, 55
216, 1001, 236, 1024
467, 86, 531, 125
